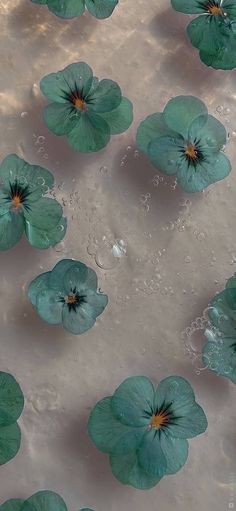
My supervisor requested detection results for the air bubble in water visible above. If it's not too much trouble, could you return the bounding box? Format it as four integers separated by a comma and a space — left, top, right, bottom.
95, 244, 119, 270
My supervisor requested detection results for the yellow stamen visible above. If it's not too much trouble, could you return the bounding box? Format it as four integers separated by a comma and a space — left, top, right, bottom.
12, 195, 22, 208
185, 143, 198, 160
74, 97, 86, 110
208, 5, 223, 15
150, 411, 170, 429
66, 294, 77, 304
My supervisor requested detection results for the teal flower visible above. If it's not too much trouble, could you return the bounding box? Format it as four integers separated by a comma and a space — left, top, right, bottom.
0, 492, 94, 511
28, 259, 108, 335
0, 154, 67, 250
40, 62, 133, 153
136, 95, 231, 193
88, 375, 207, 489
31, 0, 118, 19
208, 274, 236, 335
203, 328, 236, 383
171, 0, 236, 69
0, 372, 24, 465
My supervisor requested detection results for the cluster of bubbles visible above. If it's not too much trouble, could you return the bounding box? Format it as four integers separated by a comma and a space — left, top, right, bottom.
139, 192, 151, 213
33, 133, 48, 160
87, 231, 127, 270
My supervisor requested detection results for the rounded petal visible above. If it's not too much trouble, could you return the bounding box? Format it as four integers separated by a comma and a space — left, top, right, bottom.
148, 135, 184, 175
40, 62, 93, 103
21, 492, 67, 511
0, 155, 54, 193
163, 95, 208, 139
199, 37, 236, 70
83, 289, 108, 317
159, 433, 189, 474
63, 262, 89, 293
110, 451, 162, 489
47, 0, 85, 18
187, 15, 228, 54
48, 259, 81, 292
100, 97, 133, 134
36, 289, 64, 325
176, 152, 231, 193
203, 336, 236, 383
168, 402, 208, 439
138, 429, 167, 477
28, 272, 51, 307
86, 79, 121, 113
0, 500, 24, 511
0, 423, 21, 465
0, 373, 24, 427
155, 376, 195, 414
208, 288, 236, 335
0, 212, 24, 251
24, 197, 63, 231
62, 305, 95, 335
111, 376, 155, 427
25, 217, 67, 249
189, 114, 227, 151
88, 397, 145, 455
85, 0, 118, 18
43, 103, 80, 136
171, 0, 206, 13
67, 111, 110, 152
136, 112, 177, 154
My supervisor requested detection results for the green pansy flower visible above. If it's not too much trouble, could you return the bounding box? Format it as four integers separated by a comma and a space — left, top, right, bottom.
171, 0, 236, 69
203, 328, 236, 383
136, 95, 231, 193
0, 154, 67, 251
0, 492, 94, 511
0, 372, 24, 465
28, 259, 108, 335
40, 62, 133, 153
208, 274, 236, 335
88, 375, 207, 489
31, 0, 118, 19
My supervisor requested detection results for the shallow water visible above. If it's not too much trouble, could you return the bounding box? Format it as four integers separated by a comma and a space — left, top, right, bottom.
0, 0, 236, 509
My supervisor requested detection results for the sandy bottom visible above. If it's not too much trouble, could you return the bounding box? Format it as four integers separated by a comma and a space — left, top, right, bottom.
0, 0, 236, 509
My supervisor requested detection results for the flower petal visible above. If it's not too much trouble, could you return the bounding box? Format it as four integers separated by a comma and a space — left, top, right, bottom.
171, 0, 207, 13
62, 304, 95, 334
24, 197, 63, 231
199, 36, 236, 70
169, 402, 208, 439
28, 272, 51, 307
49, 259, 79, 290
36, 289, 64, 325
0, 154, 54, 192
136, 112, 177, 154
100, 97, 133, 134
40, 62, 93, 103
85, 0, 118, 18
148, 135, 184, 175
0, 500, 24, 511
189, 114, 227, 151
21, 491, 67, 511
138, 429, 167, 477
63, 262, 89, 292
176, 152, 231, 193
0, 373, 24, 427
86, 79, 121, 113
187, 15, 227, 54
88, 397, 145, 455
67, 111, 110, 152
203, 334, 236, 383
0, 212, 24, 250
160, 433, 189, 474
155, 376, 195, 414
110, 450, 162, 489
111, 376, 155, 427
208, 289, 236, 335
82, 290, 108, 317
25, 217, 67, 250
43, 103, 80, 136
163, 95, 208, 139
223, 0, 236, 17
0, 423, 21, 465
47, 0, 85, 18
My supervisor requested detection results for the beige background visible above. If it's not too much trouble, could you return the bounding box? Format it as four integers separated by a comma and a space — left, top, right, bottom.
0, 0, 236, 509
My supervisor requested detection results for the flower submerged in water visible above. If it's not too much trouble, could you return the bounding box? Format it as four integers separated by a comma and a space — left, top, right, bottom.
208, 274, 236, 335
28, 259, 108, 335
136, 95, 231, 192
203, 328, 236, 383
171, 0, 236, 69
0, 372, 24, 465
0, 154, 67, 250
40, 62, 133, 153
0, 491, 90, 511
31, 0, 118, 19
88, 375, 207, 489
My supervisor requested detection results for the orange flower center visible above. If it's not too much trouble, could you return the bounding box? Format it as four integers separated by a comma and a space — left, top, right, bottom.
12, 195, 22, 208
66, 294, 77, 305
74, 97, 86, 110
150, 411, 170, 429
208, 4, 223, 15
185, 143, 198, 160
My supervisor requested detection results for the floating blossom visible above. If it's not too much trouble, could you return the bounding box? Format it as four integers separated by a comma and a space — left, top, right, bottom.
171, 0, 236, 69
31, 0, 118, 19
40, 62, 133, 153
0, 491, 94, 511
0, 372, 24, 465
88, 375, 207, 489
0, 154, 67, 250
28, 259, 108, 335
203, 328, 236, 383
136, 95, 231, 193
208, 274, 236, 335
